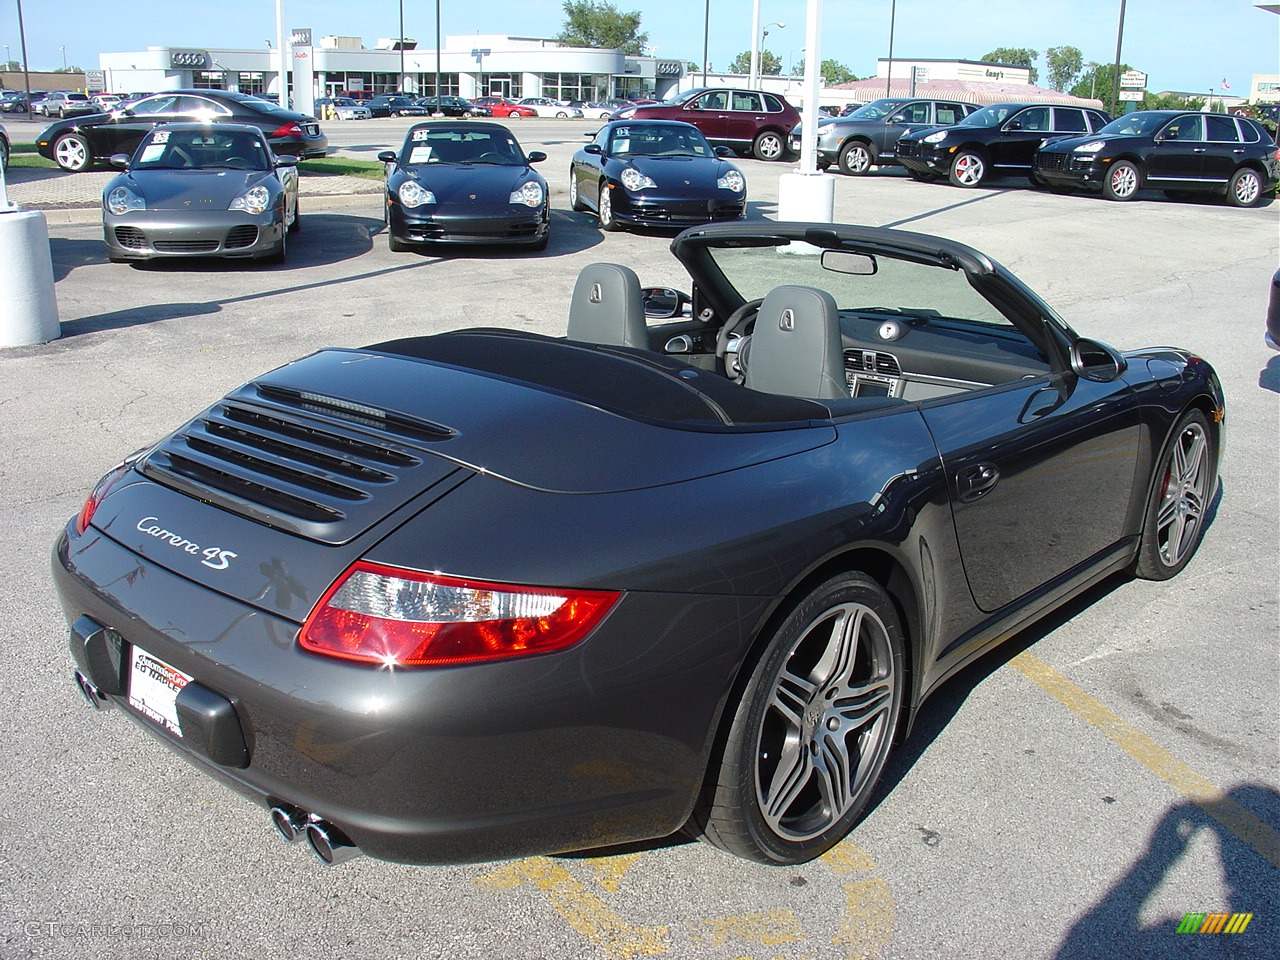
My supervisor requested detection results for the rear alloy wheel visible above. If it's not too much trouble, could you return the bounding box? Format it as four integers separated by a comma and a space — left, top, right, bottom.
53, 133, 92, 172
753, 130, 785, 161
569, 168, 586, 211
1226, 167, 1263, 207
1134, 409, 1214, 580
598, 184, 621, 232
695, 572, 905, 864
837, 141, 873, 176
1102, 160, 1140, 201
948, 151, 986, 187
555, 110, 569, 118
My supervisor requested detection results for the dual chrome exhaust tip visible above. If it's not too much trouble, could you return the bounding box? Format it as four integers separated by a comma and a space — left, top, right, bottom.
270, 804, 362, 865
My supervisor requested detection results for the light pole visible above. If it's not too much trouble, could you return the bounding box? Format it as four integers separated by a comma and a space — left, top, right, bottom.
59, 44, 66, 71
702, 0, 710, 85
758, 21, 784, 84
1109, 0, 1127, 117
885, 0, 897, 96
398, 0, 406, 93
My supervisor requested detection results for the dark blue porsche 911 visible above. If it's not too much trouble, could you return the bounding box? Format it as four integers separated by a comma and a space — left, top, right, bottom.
378, 121, 549, 251
570, 119, 747, 231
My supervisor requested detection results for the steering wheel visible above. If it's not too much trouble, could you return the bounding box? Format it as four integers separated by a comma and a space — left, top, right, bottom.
715, 298, 765, 361
475, 152, 506, 163
220, 157, 254, 170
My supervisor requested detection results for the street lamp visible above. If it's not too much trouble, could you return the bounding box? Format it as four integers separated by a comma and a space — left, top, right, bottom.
760, 21, 785, 80
60, 44, 66, 71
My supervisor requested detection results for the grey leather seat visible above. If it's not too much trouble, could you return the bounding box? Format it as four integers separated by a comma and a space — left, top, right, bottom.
744, 285, 848, 399
566, 263, 648, 349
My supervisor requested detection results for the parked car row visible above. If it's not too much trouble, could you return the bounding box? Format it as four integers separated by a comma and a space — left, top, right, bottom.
798, 97, 1278, 208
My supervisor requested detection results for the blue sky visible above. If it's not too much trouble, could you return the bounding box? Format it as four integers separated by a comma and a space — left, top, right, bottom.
3, 0, 1277, 94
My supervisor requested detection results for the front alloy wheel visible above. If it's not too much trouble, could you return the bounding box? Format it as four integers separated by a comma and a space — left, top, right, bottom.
598, 183, 621, 232
1103, 160, 1140, 201
1134, 409, 1214, 580
838, 141, 873, 176
53, 133, 92, 172
694, 572, 905, 863
948, 151, 985, 187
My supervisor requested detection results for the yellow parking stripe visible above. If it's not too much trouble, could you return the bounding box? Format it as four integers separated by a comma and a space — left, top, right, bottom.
1010, 651, 1280, 870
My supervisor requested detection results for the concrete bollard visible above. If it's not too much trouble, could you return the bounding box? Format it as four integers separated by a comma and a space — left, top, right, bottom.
0, 207, 61, 347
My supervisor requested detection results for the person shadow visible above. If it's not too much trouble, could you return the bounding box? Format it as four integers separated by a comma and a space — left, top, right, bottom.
1054, 785, 1278, 959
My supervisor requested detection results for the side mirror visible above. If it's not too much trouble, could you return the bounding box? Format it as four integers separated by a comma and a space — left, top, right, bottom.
376, 150, 397, 163
714, 145, 733, 157
526, 150, 546, 163
110, 153, 130, 169
888, 114, 906, 124
584, 143, 603, 155
1004, 120, 1023, 131
275, 155, 299, 167
642, 287, 691, 319
1070, 338, 1128, 382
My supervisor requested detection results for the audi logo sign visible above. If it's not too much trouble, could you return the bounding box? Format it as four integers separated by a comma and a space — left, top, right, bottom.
170, 50, 210, 69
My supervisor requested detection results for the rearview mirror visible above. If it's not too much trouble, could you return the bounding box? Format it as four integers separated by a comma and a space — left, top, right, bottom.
820, 250, 878, 276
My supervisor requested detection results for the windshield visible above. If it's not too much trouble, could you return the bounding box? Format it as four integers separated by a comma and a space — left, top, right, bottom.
608, 123, 715, 158
847, 99, 907, 120
706, 241, 1013, 329
955, 104, 1017, 127
131, 128, 273, 171
401, 126, 526, 165
1096, 112, 1171, 136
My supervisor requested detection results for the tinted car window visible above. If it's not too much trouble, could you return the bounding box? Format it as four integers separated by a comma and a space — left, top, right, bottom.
730, 92, 763, 112
763, 94, 785, 113
1086, 111, 1109, 131
1163, 115, 1203, 141
1206, 115, 1239, 142
935, 103, 966, 124
130, 95, 183, 116
1015, 107, 1050, 131
1052, 108, 1087, 133
1238, 119, 1263, 143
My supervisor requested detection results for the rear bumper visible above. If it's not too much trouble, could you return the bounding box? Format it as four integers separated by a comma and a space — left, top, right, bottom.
52, 525, 743, 864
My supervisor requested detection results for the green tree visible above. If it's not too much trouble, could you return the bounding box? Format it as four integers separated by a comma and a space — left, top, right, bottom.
1044, 45, 1083, 92
728, 49, 781, 75
791, 59, 858, 85
980, 47, 1039, 84
557, 1, 648, 56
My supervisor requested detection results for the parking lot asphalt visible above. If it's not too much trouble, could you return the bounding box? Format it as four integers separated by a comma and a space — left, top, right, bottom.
1, 117, 1277, 960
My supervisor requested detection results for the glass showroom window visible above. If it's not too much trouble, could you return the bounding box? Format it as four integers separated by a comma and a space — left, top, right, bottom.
193, 71, 226, 90
415, 73, 460, 96
236, 72, 265, 96
480, 74, 522, 99
540, 73, 599, 102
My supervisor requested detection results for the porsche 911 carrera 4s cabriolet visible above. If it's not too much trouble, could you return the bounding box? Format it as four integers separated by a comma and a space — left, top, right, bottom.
378, 121, 549, 251
54, 222, 1223, 868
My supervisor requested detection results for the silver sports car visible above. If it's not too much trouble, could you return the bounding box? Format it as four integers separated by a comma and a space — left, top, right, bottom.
102, 122, 300, 264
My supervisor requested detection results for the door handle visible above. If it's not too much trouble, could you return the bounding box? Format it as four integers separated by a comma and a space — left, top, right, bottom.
1192, 147, 1206, 153
957, 463, 1000, 503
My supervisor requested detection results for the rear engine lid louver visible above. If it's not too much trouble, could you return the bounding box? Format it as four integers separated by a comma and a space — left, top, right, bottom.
139, 379, 460, 545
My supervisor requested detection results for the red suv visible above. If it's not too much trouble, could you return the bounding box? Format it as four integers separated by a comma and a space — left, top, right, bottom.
612, 87, 800, 161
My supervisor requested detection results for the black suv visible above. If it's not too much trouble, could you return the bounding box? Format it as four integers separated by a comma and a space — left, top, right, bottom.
896, 102, 1111, 187
790, 98, 980, 175
1033, 110, 1279, 206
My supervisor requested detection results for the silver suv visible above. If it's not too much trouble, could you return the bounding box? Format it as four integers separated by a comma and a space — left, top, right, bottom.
790, 98, 979, 175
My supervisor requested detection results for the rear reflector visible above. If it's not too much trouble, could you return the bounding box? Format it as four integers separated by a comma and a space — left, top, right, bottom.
299, 562, 619, 667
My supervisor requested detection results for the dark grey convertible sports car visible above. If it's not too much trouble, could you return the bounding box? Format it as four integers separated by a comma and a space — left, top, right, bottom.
54, 222, 1223, 867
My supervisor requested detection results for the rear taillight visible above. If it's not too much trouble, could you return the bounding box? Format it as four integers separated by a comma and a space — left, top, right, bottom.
299, 562, 619, 668
74, 462, 132, 535
271, 121, 304, 138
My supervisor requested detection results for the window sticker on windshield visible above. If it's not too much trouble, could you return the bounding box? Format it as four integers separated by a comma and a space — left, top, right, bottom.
152, 131, 169, 144
139, 144, 166, 163
412, 128, 431, 141
408, 146, 434, 164
615, 126, 629, 137
613, 138, 629, 153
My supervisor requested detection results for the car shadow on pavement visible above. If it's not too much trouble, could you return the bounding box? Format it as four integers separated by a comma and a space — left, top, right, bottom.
885, 186, 1019, 229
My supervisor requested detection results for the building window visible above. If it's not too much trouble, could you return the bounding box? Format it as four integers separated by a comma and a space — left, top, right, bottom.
412, 73, 460, 96
479, 74, 522, 99
540, 72, 606, 102
193, 71, 226, 90
236, 72, 265, 95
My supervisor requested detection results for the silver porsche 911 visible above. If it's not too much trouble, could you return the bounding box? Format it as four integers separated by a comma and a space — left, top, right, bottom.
102, 122, 300, 264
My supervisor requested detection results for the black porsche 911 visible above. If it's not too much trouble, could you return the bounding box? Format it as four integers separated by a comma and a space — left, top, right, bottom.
570, 119, 747, 231
54, 221, 1223, 868
378, 121, 549, 251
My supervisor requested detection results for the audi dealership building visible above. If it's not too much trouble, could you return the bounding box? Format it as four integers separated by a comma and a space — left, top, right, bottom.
98, 33, 686, 108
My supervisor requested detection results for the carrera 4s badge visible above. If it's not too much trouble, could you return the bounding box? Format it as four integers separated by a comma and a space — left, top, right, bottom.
135, 517, 238, 571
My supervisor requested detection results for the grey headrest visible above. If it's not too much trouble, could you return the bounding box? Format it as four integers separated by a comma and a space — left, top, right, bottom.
745, 285, 848, 400
566, 262, 648, 350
